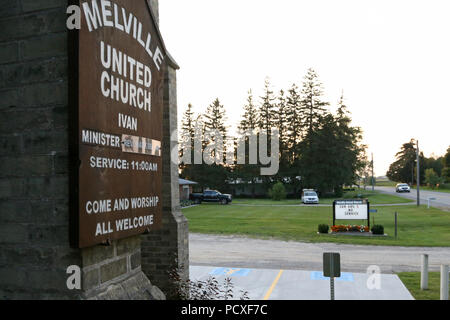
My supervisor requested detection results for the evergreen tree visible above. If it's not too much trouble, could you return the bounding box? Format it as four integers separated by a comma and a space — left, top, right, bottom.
182, 103, 195, 135
285, 83, 302, 163
238, 90, 259, 132
180, 103, 195, 166
386, 139, 417, 183
299, 68, 330, 134
336, 91, 350, 121
276, 89, 288, 162
193, 114, 206, 162
181, 113, 230, 191
204, 98, 228, 139
180, 114, 204, 181
204, 98, 228, 163
298, 95, 365, 195
298, 114, 339, 194
258, 78, 277, 137
333, 94, 366, 194
202, 99, 231, 190
273, 89, 291, 182
258, 79, 277, 190
235, 90, 261, 196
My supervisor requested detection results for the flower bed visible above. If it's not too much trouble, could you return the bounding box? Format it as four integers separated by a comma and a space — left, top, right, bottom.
331, 225, 370, 233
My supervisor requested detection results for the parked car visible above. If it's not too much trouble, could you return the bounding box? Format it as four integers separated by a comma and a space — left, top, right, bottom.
189, 190, 232, 205
396, 183, 411, 193
301, 189, 319, 204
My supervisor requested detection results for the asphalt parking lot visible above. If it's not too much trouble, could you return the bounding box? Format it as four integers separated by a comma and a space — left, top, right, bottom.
190, 266, 414, 300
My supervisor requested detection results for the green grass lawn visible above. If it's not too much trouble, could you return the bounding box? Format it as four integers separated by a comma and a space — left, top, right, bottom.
182, 204, 450, 247
412, 186, 450, 194
398, 272, 448, 300
233, 198, 304, 205
375, 180, 397, 187
233, 190, 413, 205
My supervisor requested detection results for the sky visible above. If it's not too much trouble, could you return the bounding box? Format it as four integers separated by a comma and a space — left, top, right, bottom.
159, 0, 450, 176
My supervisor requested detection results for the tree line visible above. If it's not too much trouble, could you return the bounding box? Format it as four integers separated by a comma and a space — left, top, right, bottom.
387, 141, 450, 188
179, 68, 368, 197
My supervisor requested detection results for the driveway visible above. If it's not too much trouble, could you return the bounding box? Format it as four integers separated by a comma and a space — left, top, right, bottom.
375, 186, 450, 209
190, 233, 450, 274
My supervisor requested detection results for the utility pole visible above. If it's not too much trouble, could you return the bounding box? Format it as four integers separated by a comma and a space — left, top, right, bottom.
416, 140, 420, 206
371, 153, 374, 191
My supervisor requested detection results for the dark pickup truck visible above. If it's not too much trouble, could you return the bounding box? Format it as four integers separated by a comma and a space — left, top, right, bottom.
189, 190, 232, 205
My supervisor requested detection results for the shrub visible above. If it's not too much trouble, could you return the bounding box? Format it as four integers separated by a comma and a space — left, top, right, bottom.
168, 265, 249, 300
425, 168, 442, 189
180, 200, 193, 208
318, 224, 329, 234
371, 224, 384, 235
268, 182, 287, 201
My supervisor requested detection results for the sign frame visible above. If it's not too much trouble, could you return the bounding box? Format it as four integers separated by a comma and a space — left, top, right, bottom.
332, 199, 370, 228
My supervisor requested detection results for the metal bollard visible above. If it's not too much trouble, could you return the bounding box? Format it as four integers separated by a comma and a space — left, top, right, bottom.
441, 265, 449, 300
395, 212, 398, 239
421, 254, 428, 290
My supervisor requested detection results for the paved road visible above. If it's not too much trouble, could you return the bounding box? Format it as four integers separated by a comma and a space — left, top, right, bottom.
190, 233, 450, 274
375, 186, 450, 209
232, 202, 413, 208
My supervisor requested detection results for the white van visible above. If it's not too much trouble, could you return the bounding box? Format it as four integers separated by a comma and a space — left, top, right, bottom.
301, 189, 319, 204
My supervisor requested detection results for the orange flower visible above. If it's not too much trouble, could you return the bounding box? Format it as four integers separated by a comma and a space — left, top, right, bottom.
332, 224, 369, 233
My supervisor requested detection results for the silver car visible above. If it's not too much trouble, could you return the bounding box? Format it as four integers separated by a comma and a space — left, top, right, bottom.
396, 183, 411, 193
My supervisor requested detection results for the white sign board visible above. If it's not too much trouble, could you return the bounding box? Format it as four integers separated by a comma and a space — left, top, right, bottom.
334, 200, 368, 220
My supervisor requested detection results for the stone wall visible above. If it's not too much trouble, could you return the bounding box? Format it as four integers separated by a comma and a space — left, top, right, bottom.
0, 0, 183, 300
141, 64, 190, 298
0, 0, 80, 300
81, 236, 164, 300
149, 0, 159, 24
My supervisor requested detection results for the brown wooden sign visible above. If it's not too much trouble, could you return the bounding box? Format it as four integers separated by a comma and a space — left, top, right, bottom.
70, 0, 166, 248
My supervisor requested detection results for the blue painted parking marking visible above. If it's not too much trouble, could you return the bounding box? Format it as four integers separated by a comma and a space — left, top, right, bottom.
310, 271, 354, 282
209, 267, 227, 276
209, 267, 251, 277
233, 269, 251, 276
